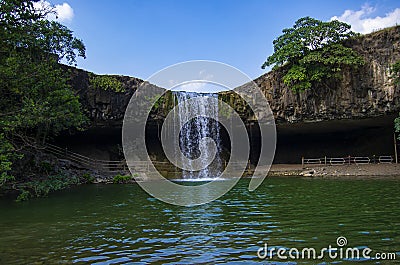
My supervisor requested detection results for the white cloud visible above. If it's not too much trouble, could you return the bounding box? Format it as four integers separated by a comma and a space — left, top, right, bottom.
173, 82, 207, 92
198, 70, 214, 80
331, 4, 400, 34
33, 1, 74, 23
55, 3, 74, 22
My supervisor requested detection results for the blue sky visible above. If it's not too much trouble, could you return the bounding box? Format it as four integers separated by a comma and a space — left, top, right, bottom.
47, 0, 400, 80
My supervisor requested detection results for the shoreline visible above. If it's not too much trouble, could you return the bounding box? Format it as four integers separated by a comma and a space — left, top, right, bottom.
265, 163, 400, 179
94, 163, 400, 183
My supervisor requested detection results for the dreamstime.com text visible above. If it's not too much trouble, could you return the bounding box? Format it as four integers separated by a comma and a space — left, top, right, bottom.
257, 236, 397, 261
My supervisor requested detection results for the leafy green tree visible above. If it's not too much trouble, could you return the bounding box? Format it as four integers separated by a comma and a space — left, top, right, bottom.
262, 17, 365, 92
0, 0, 86, 188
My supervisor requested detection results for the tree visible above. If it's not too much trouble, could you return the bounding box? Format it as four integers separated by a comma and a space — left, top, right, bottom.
0, 0, 86, 187
262, 17, 365, 92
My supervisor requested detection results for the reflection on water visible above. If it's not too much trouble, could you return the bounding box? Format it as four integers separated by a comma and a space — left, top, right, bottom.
0, 178, 399, 264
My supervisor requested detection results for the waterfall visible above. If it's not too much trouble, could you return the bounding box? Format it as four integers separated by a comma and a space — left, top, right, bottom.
174, 92, 222, 179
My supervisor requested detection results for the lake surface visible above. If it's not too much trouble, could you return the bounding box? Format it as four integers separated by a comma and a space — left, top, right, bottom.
0, 178, 399, 264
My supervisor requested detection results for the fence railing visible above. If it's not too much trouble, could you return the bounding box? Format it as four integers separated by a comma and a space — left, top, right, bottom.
45, 143, 127, 173
302, 155, 395, 168
44, 143, 252, 174
44, 142, 399, 173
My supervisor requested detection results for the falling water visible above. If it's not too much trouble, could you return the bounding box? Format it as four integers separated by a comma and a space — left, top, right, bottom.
174, 92, 222, 179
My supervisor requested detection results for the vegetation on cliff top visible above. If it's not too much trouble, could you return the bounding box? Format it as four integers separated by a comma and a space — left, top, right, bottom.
0, 0, 87, 197
89, 75, 125, 92
262, 17, 365, 92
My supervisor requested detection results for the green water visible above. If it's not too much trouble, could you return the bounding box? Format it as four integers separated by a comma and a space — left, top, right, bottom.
0, 178, 399, 264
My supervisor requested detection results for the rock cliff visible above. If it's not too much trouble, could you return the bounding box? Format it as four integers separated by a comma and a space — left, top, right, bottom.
66, 67, 143, 127
252, 26, 400, 123
69, 26, 400, 126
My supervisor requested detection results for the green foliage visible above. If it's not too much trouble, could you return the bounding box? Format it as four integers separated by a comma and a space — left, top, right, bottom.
0, 0, 87, 140
90, 75, 125, 92
113, 174, 132, 184
81, 172, 95, 183
262, 17, 364, 92
39, 160, 53, 173
0, 46, 87, 143
16, 190, 30, 202
0, 0, 85, 65
145, 93, 164, 110
283, 64, 311, 91
0, 134, 14, 186
391, 61, 400, 140
0, 134, 23, 186
395, 114, 400, 140
14, 172, 95, 201
0, 0, 87, 195
18, 174, 79, 200
390, 60, 400, 85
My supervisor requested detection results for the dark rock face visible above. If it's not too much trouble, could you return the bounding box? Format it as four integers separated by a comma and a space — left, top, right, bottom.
66, 67, 143, 127
69, 26, 400, 127
252, 26, 400, 123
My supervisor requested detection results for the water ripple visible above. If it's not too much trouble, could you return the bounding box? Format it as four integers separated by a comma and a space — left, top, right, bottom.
0, 179, 398, 264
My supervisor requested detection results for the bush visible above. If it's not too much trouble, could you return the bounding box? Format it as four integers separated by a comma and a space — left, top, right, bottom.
20, 174, 76, 199
390, 60, 400, 85
90, 75, 125, 92
81, 172, 95, 183
113, 174, 132, 184
39, 160, 53, 173
16, 190, 30, 202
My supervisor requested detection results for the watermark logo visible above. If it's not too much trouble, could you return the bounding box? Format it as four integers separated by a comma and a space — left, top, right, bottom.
122, 60, 276, 206
257, 236, 397, 261
336, 236, 347, 247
